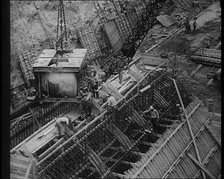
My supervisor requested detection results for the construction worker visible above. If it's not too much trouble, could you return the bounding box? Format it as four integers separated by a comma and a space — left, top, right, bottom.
185, 17, 191, 34
90, 71, 99, 98
142, 106, 159, 133
92, 80, 99, 98
149, 106, 159, 131
193, 17, 197, 32
80, 87, 93, 116
176, 104, 184, 121
55, 116, 71, 138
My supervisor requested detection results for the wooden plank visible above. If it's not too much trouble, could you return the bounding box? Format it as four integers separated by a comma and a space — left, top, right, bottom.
191, 64, 203, 77
128, 64, 144, 82
207, 68, 221, 86
156, 15, 177, 27
140, 84, 151, 93
10, 173, 26, 179
91, 98, 103, 114
24, 163, 32, 179
103, 80, 123, 101
38, 138, 64, 160
142, 54, 169, 66
193, 145, 218, 178
187, 153, 216, 179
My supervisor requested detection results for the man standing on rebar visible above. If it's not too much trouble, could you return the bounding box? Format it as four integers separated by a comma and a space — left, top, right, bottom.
193, 17, 197, 32
80, 87, 93, 117
149, 106, 159, 131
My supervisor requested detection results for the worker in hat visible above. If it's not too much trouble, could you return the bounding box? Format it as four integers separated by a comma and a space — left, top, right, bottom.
80, 87, 93, 117
185, 17, 191, 34
140, 110, 153, 133
55, 116, 72, 138
92, 79, 99, 99
143, 105, 159, 133
176, 104, 184, 121
149, 105, 159, 121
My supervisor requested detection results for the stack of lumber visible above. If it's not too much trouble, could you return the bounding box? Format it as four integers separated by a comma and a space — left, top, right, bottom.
191, 48, 221, 67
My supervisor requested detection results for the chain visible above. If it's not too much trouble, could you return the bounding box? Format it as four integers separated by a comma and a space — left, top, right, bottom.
56, 0, 68, 52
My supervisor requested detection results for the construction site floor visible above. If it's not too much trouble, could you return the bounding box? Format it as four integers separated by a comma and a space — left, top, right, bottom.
133, 2, 221, 144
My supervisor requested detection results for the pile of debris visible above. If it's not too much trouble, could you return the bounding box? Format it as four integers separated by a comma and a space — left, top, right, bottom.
191, 48, 221, 67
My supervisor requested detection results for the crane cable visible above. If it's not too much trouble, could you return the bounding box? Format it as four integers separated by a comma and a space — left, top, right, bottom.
56, 0, 68, 52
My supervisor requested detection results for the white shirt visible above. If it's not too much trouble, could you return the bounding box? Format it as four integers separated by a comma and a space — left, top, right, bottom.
107, 96, 116, 107
56, 117, 69, 125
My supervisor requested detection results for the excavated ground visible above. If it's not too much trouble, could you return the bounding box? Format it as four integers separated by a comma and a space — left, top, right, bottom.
138, 2, 221, 113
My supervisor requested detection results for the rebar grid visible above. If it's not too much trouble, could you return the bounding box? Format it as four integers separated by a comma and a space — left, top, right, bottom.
37, 70, 192, 178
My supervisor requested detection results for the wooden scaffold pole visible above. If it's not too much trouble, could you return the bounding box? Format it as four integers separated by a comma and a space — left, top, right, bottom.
173, 79, 206, 179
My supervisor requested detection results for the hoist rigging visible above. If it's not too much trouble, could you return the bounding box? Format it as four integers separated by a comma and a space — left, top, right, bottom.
55, 0, 69, 55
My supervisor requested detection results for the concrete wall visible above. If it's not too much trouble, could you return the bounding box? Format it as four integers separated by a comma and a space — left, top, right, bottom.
41, 72, 78, 97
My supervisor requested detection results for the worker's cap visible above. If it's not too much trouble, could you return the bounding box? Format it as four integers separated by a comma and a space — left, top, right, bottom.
176, 104, 180, 106
149, 105, 154, 109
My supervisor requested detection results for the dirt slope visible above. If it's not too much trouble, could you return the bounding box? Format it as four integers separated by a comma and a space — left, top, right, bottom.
10, 1, 99, 88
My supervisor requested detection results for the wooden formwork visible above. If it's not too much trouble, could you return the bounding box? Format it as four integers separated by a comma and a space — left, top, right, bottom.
126, 99, 221, 178
78, 25, 102, 61
18, 48, 37, 87
194, 48, 221, 59
115, 13, 133, 43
